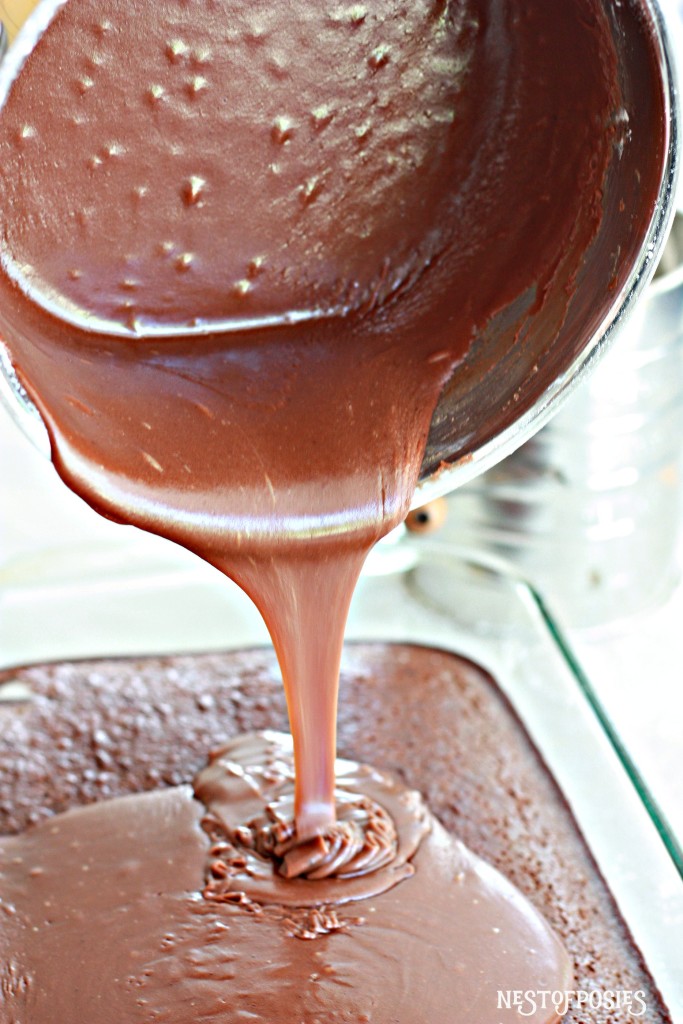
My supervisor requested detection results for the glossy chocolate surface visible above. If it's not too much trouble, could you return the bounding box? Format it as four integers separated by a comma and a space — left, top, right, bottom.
0, 2, 652, 1020
0, 729, 571, 1024
0, 643, 672, 1023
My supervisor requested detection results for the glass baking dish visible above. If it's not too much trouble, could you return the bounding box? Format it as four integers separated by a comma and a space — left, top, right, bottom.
0, 531, 681, 1016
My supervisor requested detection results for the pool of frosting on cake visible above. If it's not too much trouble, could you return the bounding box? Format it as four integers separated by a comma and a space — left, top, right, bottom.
0, 731, 572, 1024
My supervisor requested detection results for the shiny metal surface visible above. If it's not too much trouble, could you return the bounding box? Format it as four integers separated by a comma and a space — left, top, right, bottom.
416, 0, 681, 501
0, 0, 679, 513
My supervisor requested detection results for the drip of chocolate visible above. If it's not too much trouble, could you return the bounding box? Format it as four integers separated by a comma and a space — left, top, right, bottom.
0, 0, 621, 847
197, 731, 429, 900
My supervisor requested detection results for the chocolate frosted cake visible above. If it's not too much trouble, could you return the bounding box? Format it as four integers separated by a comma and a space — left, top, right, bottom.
0, 643, 671, 1023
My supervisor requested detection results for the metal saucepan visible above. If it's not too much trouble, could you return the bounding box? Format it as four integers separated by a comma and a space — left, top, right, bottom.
0, 0, 679, 510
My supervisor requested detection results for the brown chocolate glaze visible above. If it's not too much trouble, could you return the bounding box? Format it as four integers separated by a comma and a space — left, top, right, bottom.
0, 645, 672, 1023
0, 1, 632, 1017
196, 731, 430, 893
0, 729, 571, 1024
0, 0, 620, 840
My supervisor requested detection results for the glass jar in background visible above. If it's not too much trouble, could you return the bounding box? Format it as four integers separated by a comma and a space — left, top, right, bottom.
440, 217, 683, 629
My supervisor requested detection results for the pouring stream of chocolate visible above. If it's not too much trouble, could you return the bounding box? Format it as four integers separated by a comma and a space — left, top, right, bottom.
0, 0, 618, 851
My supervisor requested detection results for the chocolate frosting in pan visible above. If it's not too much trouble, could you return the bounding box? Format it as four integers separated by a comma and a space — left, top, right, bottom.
0, 643, 674, 1023
0, 0, 628, 1018
0, 731, 572, 1024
